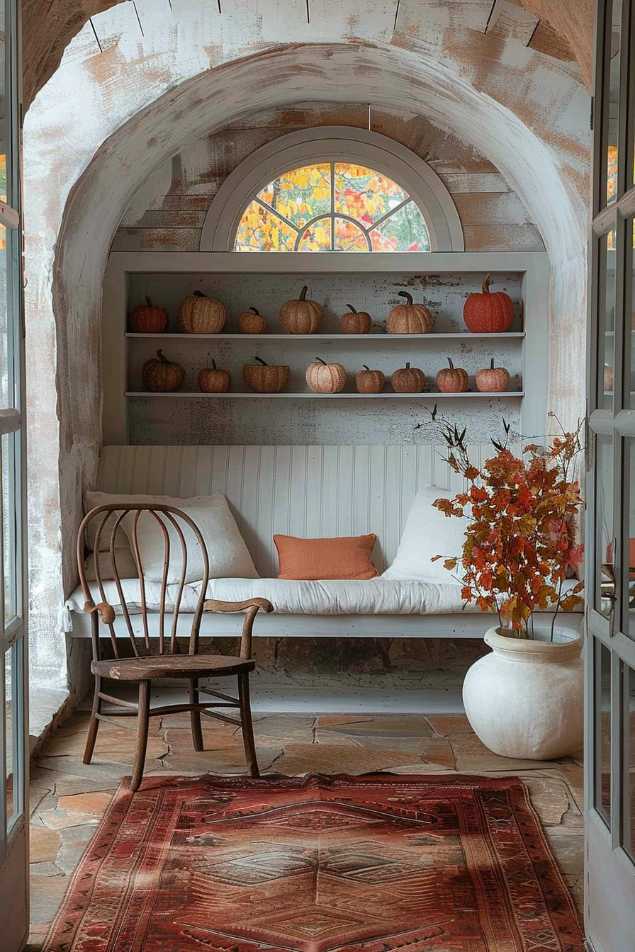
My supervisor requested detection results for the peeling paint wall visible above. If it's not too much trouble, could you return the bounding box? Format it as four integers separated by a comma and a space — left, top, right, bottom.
22, 2, 591, 693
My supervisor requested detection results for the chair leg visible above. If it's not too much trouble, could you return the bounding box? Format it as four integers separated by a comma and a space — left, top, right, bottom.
189, 677, 204, 752
238, 671, 259, 778
131, 680, 150, 793
83, 675, 102, 765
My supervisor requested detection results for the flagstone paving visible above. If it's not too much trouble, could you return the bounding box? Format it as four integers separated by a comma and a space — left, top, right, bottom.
25, 710, 584, 950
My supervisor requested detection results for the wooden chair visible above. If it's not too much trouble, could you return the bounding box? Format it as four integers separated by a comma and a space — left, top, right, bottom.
76, 503, 273, 791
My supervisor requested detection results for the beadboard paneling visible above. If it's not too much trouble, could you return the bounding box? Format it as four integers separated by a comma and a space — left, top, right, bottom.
97, 443, 496, 575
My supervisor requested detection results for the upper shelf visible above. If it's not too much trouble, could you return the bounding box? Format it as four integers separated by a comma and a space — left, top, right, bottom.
126, 332, 526, 341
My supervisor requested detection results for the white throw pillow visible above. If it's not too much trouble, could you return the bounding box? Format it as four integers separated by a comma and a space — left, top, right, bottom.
382, 487, 470, 582
84, 491, 258, 583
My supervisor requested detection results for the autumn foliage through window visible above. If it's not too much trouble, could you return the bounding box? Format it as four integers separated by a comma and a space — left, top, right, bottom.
234, 162, 431, 253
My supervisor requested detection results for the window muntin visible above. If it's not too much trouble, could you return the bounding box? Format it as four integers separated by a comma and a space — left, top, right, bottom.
234, 162, 431, 253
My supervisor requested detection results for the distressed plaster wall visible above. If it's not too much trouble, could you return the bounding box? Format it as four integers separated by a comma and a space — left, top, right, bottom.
23, 2, 590, 691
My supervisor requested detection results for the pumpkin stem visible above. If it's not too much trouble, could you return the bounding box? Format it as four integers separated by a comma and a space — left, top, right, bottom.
145, 296, 152, 307
315, 357, 327, 365
363, 365, 370, 371
193, 290, 207, 298
481, 274, 492, 294
254, 356, 268, 366
447, 357, 454, 368
156, 349, 168, 362
346, 304, 357, 313
249, 306, 260, 315
405, 362, 411, 369
299, 286, 308, 301
211, 358, 217, 370
490, 358, 495, 370
398, 291, 414, 305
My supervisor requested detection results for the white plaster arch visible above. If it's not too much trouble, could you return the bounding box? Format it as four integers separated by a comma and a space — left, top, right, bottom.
24, 36, 589, 686
200, 126, 465, 252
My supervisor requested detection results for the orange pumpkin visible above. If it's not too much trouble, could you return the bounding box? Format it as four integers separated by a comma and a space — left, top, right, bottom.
340, 305, 371, 335
243, 357, 289, 393
463, 275, 514, 333
129, 296, 168, 333
198, 358, 231, 393
142, 350, 185, 392
306, 357, 347, 393
475, 358, 510, 393
391, 362, 426, 393
355, 366, 385, 394
178, 291, 227, 334
387, 291, 434, 335
280, 286, 322, 334
239, 307, 267, 334
436, 357, 469, 393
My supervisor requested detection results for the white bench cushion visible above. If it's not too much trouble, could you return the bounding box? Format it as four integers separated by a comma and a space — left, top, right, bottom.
64, 576, 582, 628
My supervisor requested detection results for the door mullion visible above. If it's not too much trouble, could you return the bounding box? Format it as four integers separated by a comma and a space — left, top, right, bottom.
621, 660, 632, 855
610, 650, 622, 848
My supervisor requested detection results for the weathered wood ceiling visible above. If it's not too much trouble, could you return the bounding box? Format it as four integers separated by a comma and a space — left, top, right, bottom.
23, 0, 593, 109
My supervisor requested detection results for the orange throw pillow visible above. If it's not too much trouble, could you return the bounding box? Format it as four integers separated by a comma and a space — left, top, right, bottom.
274, 533, 378, 580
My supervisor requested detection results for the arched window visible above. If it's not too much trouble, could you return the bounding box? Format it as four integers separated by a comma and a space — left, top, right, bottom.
234, 162, 431, 253
200, 127, 464, 253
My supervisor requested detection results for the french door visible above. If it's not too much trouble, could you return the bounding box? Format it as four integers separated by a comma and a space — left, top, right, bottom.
0, 0, 27, 949
586, 2, 635, 949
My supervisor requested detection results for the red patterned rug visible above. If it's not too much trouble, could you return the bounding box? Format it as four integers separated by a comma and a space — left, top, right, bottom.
43, 774, 583, 951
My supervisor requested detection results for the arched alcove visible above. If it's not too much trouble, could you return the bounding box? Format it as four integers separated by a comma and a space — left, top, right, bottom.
25, 39, 589, 687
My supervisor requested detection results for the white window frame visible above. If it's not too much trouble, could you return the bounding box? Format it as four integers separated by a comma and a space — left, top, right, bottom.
200, 126, 465, 253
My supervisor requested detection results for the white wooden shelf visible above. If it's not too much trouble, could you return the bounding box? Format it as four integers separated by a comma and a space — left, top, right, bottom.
126, 332, 526, 341
126, 390, 524, 400
104, 250, 550, 442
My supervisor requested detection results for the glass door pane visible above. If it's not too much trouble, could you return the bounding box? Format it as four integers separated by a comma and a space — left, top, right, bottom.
598, 230, 617, 408
605, 0, 622, 204
595, 640, 613, 826
626, 439, 635, 638
625, 664, 635, 861
596, 434, 616, 616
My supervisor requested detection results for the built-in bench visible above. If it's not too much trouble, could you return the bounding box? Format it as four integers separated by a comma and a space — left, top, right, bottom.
65, 444, 583, 640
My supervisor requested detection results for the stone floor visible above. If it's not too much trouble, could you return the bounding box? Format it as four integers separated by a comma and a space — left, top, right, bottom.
26, 706, 584, 950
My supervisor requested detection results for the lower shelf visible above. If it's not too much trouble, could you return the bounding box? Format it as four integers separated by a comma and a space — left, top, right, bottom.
126, 391, 524, 399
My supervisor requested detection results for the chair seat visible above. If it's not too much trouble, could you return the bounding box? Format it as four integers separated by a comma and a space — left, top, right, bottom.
92, 653, 255, 681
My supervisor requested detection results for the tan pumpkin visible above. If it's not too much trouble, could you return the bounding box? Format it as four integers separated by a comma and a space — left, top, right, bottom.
475, 358, 510, 393
129, 296, 168, 334
390, 362, 426, 393
142, 350, 185, 392
239, 307, 267, 335
198, 358, 231, 393
340, 304, 371, 335
178, 291, 227, 334
436, 357, 469, 393
280, 285, 322, 334
355, 365, 385, 394
306, 357, 347, 393
387, 291, 434, 335
463, 274, 514, 333
243, 357, 289, 393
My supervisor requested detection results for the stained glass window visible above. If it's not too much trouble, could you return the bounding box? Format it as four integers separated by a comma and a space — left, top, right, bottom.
234, 162, 431, 253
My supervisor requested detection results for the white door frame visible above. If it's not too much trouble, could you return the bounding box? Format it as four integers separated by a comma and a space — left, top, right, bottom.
585, 1, 635, 949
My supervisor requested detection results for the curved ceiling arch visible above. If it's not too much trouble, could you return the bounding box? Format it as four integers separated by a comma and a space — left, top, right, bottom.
58, 41, 585, 289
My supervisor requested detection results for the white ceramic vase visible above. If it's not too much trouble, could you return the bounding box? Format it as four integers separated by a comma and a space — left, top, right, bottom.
462, 623, 583, 760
